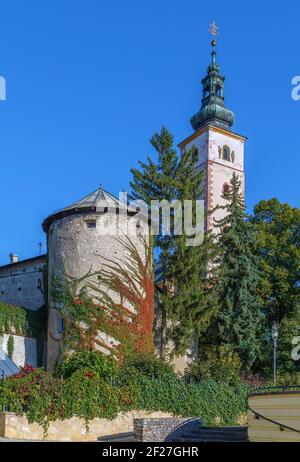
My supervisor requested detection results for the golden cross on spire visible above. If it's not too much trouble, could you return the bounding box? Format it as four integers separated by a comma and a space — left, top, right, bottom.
209, 21, 219, 37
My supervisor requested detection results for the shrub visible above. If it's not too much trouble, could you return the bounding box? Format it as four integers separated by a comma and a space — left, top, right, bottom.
122, 353, 177, 381
0, 368, 65, 432
63, 369, 122, 422
184, 344, 242, 385
240, 371, 267, 388
276, 372, 300, 386
136, 376, 249, 426
55, 350, 120, 382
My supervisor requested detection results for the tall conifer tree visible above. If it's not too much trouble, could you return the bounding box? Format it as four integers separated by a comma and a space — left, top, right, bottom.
130, 127, 209, 353
212, 172, 261, 368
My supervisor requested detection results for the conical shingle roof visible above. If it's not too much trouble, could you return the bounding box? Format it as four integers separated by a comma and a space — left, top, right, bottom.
61, 187, 124, 212
42, 186, 141, 232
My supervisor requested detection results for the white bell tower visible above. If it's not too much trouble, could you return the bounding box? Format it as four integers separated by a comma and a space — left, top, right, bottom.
179, 30, 246, 230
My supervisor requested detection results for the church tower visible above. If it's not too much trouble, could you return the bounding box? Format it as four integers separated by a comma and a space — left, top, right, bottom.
179, 38, 246, 230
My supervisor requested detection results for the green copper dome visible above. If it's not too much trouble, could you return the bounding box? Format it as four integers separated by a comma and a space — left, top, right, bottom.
191, 40, 234, 131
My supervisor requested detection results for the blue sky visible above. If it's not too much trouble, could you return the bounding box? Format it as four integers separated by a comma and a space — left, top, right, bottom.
0, 1, 299, 265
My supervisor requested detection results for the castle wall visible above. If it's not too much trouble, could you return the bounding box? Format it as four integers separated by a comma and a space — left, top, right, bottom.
0, 256, 46, 311
0, 334, 37, 368
46, 210, 149, 370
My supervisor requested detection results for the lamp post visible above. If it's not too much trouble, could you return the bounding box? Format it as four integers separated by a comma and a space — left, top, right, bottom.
271, 322, 279, 385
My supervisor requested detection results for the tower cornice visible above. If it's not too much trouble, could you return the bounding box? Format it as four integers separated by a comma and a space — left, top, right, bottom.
178, 124, 247, 150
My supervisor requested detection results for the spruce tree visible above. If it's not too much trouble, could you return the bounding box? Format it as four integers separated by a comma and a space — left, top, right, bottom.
162, 147, 211, 354
130, 127, 209, 354
213, 172, 261, 369
130, 127, 178, 261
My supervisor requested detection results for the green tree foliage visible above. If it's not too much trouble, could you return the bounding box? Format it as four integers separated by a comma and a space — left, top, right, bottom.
130, 127, 179, 257
130, 127, 210, 352
277, 316, 300, 375
252, 198, 300, 323
212, 173, 261, 369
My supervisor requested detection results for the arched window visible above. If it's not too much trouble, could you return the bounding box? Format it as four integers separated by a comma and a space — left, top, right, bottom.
216, 84, 222, 97
203, 86, 210, 98
222, 146, 231, 161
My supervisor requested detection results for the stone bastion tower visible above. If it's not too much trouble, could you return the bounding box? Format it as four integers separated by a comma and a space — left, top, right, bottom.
42, 187, 149, 371
178, 39, 246, 229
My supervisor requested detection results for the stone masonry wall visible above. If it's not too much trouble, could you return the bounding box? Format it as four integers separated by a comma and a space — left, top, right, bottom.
0, 256, 46, 311
0, 411, 173, 441
134, 418, 201, 442
47, 210, 149, 370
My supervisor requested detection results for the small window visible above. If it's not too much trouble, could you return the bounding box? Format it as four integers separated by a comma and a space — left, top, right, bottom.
86, 220, 96, 229
57, 318, 64, 334
18, 287, 22, 292
1, 290, 4, 295
222, 146, 231, 161
37, 279, 42, 290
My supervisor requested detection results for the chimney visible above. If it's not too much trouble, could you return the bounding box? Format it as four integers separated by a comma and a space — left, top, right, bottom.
9, 253, 19, 264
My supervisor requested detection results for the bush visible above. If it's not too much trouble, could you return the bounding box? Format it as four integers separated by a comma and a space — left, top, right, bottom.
0, 351, 250, 432
0, 364, 137, 432
184, 344, 242, 385
276, 372, 300, 386
0, 368, 65, 431
55, 350, 120, 382
136, 376, 249, 426
122, 353, 177, 381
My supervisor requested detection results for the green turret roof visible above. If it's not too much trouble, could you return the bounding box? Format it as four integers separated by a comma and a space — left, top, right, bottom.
190, 40, 234, 131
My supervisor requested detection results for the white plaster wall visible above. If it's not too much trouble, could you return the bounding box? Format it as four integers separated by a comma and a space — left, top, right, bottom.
208, 129, 244, 172
1, 334, 37, 368
183, 127, 244, 172
0, 258, 46, 311
184, 130, 209, 167
210, 162, 245, 225
182, 127, 245, 229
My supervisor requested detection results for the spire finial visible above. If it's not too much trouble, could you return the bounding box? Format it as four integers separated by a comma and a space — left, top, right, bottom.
209, 21, 219, 38
209, 21, 219, 65
190, 21, 234, 132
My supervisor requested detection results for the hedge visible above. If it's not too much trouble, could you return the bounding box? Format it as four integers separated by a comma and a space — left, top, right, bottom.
0, 367, 249, 433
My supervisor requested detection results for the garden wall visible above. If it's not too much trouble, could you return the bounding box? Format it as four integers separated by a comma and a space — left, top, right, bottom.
0, 410, 173, 441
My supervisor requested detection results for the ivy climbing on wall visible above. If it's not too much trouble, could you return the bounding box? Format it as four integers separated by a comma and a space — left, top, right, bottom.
0, 302, 46, 366
7, 334, 14, 359
52, 235, 155, 361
